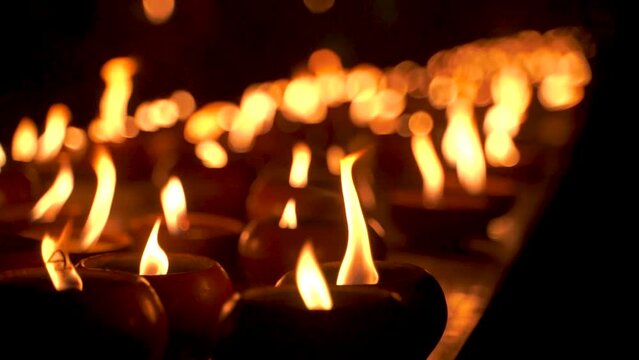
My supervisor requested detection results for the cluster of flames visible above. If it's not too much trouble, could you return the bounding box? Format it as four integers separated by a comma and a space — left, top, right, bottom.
0, 29, 590, 306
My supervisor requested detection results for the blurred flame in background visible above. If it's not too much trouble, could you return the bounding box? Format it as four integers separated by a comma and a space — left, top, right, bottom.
195, 140, 228, 168
279, 198, 297, 229
326, 145, 344, 175
35, 104, 71, 163
12, 117, 38, 162
409, 111, 444, 206
143, 0, 175, 25
289, 142, 312, 188
161, 176, 190, 235
79, 146, 116, 250
31, 155, 74, 222
0, 145, 5, 172
64, 126, 88, 152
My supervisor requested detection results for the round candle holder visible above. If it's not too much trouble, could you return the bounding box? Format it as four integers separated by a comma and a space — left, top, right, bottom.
0, 267, 168, 359
238, 218, 387, 286
215, 286, 421, 359
278, 261, 448, 359
80, 252, 234, 359
19, 222, 133, 264
128, 212, 244, 284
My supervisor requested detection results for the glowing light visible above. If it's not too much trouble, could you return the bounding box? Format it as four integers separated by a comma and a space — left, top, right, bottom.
170, 90, 196, 120
195, 140, 228, 168
63, 126, 87, 152
139, 217, 169, 275
184, 103, 226, 144
143, 0, 175, 24
282, 76, 325, 123
428, 75, 458, 109
303, 0, 335, 14
289, 142, 312, 188
326, 145, 344, 175
79, 146, 116, 251
161, 176, 190, 235
296, 241, 333, 310
410, 112, 444, 206
11, 117, 38, 162
31, 156, 74, 223
278, 198, 297, 229
337, 151, 379, 285
35, 104, 71, 162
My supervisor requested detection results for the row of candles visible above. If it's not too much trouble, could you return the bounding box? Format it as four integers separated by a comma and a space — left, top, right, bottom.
0, 28, 590, 358
1, 147, 446, 359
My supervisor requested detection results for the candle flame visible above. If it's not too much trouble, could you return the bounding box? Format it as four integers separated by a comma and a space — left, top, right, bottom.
184, 103, 226, 144
296, 241, 333, 310
195, 140, 228, 169
410, 111, 444, 206
79, 146, 116, 251
31, 155, 74, 222
443, 100, 486, 194
289, 142, 312, 188
35, 104, 71, 162
0, 144, 6, 172
90, 57, 137, 143
337, 151, 379, 285
278, 198, 297, 229
11, 117, 38, 162
143, 0, 175, 25
41, 233, 83, 291
139, 217, 169, 276
161, 176, 190, 235
282, 76, 325, 124
64, 126, 88, 152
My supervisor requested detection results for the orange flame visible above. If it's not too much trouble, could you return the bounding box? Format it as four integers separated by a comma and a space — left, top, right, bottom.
278, 198, 297, 229
442, 100, 486, 194
409, 112, 444, 206
35, 104, 71, 162
90, 57, 137, 143
170, 90, 196, 120
240, 88, 277, 133
336, 151, 379, 285
485, 132, 520, 167
11, 117, 38, 162
296, 241, 333, 310
79, 146, 116, 250
326, 145, 344, 176
282, 76, 325, 123
41, 233, 83, 291
289, 142, 312, 188
195, 140, 228, 168
31, 156, 74, 222
184, 103, 226, 144
64, 126, 88, 152
0, 144, 6, 172
161, 176, 190, 235
143, 0, 175, 25
139, 217, 169, 275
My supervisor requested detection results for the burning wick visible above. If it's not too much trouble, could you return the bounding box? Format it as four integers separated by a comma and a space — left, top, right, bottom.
41, 233, 83, 291
139, 217, 169, 276
296, 241, 333, 310
337, 150, 379, 285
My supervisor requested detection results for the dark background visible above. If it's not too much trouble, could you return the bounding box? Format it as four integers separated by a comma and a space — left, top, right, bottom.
0, 0, 622, 357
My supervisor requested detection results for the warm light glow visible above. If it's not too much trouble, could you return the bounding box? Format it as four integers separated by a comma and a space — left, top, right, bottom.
490, 66, 531, 115
337, 151, 379, 285
278, 198, 297, 229
63, 126, 87, 152
170, 90, 196, 120
538, 73, 584, 111
184, 103, 226, 144
443, 100, 486, 194
308, 49, 342, 75
147, 99, 180, 129
428, 75, 458, 109
282, 76, 325, 123
161, 176, 190, 235
289, 142, 312, 188
31, 156, 74, 223
91, 57, 137, 143
143, 0, 175, 24
411, 135, 444, 207
303, 0, 335, 14
195, 140, 228, 168
326, 145, 344, 175
485, 132, 520, 167
41, 233, 83, 291
376, 88, 406, 121
240, 89, 277, 133
483, 105, 522, 137
139, 218, 169, 276
12, 117, 38, 162
296, 241, 333, 310
349, 92, 379, 126
79, 146, 116, 250
35, 104, 71, 162
346, 65, 382, 100
0, 144, 5, 172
